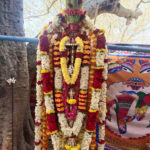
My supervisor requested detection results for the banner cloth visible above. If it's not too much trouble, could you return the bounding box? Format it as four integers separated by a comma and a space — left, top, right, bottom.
106, 54, 150, 150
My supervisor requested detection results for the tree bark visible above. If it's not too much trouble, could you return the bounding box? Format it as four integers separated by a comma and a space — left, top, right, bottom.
0, 0, 34, 149
83, 0, 142, 21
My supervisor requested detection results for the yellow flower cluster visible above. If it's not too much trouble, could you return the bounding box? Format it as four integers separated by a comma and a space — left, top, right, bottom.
60, 57, 82, 84
46, 110, 55, 114
65, 144, 80, 150
89, 109, 99, 113
59, 36, 84, 85
75, 37, 84, 53
96, 48, 106, 54
40, 51, 48, 55
59, 36, 69, 51
41, 69, 50, 73
44, 91, 52, 95
67, 99, 76, 105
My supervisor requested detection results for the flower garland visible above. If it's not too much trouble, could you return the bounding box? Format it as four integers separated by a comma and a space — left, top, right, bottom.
60, 36, 84, 85
97, 33, 107, 150
35, 12, 107, 150
54, 37, 87, 137
39, 32, 61, 150
63, 77, 80, 120
35, 45, 43, 150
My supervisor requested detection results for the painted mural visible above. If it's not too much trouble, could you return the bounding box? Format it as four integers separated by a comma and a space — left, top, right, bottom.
106, 55, 150, 150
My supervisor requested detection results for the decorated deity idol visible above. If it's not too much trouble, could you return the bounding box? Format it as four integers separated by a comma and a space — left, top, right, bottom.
34, 0, 108, 149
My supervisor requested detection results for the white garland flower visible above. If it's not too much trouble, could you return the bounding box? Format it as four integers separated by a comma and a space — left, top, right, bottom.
103, 63, 108, 80
36, 85, 43, 106
98, 144, 105, 150
58, 113, 72, 136
99, 82, 107, 122
98, 49, 108, 150
45, 95, 55, 112
90, 90, 101, 110
41, 55, 50, 70
54, 68, 62, 90
58, 112, 85, 137
72, 112, 86, 136
80, 66, 89, 89
51, 132, 61, 150
35, 126, 41, 142
96, 51, 105, 67
81, 132, 93, 150
35, 47, 43, 150
34, 144, 42, 150
35, 105, 42, 123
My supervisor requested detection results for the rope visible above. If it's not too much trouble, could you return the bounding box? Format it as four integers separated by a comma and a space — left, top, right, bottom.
11, 83, 14, 150
6, 77, 16, 150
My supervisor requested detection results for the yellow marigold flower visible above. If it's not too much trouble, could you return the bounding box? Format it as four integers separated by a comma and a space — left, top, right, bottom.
80, 90, 87, 94
54, 52, 59, 55
79, 98, 86, 102
56, 103, 64, 107
91, 34, 95, 39
78, 106, 86, 110
50, 130, 58, 135
55, 94, 62, 97
83, 55, 90, 59
57, 108, 64, 111
67, 99, 76, 105
54, 62, 60, 65
89, 109, 99, 113
41, 69, 50, 73
40, 51, 47, 55
95, 66, 104, 69
46, 110, 55, 114
75, 37, 84, 53
84, 41, 90, 44
54, 41, 60, 45
44, 91, 52, 95
79, 94, 87, 98
84, 45, 90, 49
59, 36, 69, 51
92, 87, 101, 92
71, 58, 82, 84
83, 60, 90, 64
54, 57, 60, 60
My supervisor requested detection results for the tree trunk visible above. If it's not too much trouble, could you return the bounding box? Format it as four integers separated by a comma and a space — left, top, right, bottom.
0, 0, 34, 149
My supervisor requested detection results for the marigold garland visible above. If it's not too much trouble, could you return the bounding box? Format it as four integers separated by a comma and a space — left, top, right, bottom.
59, 36, 84, 85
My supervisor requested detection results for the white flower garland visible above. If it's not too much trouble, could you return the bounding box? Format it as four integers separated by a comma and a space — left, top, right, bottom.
98, 48, 108, 150
54, 65, 89, 137
54, 68, 63, 90
57, 112, 85, 137
35, 20, 60, 150
35, 46, 43, 150
40, 41, 61, 150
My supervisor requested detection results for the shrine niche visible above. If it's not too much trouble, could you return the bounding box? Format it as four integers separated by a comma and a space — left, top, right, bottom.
34, 0, 107, 149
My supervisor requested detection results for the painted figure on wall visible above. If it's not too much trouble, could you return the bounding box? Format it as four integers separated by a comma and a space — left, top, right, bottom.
106, 57, 150, 135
